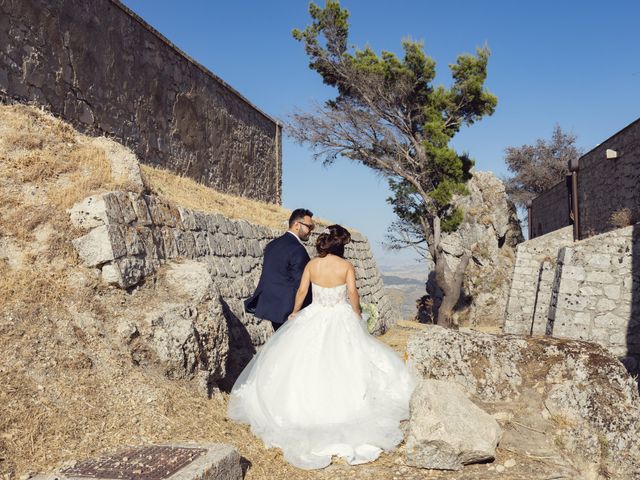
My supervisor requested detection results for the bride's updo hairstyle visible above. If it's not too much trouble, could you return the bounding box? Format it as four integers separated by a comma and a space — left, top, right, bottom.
316, 224, 351, 258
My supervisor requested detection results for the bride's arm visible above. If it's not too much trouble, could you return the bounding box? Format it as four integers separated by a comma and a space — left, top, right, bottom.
346, 263, 361, 316
290, 264, 311, 318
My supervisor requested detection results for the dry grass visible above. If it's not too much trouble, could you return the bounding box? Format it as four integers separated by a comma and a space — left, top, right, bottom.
610, 207, 636, 229
0, 104, 564, 480
142, 165, 331, 230
0, 104, 375, 480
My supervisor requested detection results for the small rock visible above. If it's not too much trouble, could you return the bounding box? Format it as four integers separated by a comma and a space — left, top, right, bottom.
496, 465, 505, 473
504, 458, 516, 468
492, 411, 513, 422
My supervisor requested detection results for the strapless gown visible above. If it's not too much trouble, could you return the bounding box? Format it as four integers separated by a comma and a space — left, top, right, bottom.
227, 283, 416, 470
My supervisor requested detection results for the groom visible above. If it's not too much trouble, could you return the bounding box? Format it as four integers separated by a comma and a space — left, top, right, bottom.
244, 208, 314, 331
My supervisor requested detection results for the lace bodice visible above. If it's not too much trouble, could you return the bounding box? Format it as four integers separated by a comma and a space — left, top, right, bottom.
311, 283, 349, 307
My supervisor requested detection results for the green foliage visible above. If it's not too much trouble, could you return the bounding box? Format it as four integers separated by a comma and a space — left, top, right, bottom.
441, 207, 465, 233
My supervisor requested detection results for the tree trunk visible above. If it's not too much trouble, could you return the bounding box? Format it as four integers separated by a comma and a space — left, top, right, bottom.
420, 214, 471, 327
435, 253, 470, 327
434, 249, 470, 328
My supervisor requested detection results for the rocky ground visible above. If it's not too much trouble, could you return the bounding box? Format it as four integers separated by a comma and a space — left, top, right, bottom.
2, 105, 639, 480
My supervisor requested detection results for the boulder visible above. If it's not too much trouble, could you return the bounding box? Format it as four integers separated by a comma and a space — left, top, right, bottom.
407, 326, 640, 478
424, 171, 524, 327
405, 379, 502, 470
128, 261, 231, 395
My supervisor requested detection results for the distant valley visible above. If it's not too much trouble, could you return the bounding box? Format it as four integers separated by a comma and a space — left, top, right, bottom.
380, 264, 428, 321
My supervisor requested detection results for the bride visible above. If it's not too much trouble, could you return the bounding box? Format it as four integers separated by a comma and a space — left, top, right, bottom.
227, 225, 416, 470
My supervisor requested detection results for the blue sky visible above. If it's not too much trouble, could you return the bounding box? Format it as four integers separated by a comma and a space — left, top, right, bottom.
122, 0, 639, 269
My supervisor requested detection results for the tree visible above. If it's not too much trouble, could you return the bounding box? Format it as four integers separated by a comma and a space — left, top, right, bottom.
504, 125, 582, 210
289, 0, 497, 326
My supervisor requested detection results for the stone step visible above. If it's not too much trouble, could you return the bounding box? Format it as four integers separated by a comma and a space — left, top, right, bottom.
32, 443, 242, 480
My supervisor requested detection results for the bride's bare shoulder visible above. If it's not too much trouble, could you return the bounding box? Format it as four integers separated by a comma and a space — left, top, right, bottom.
335, 256, 354, 270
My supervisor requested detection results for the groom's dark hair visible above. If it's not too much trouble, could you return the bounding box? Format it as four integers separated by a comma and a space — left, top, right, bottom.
288, 208, 313, 228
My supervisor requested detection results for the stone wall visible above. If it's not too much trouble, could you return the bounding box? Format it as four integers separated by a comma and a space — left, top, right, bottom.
505, 223, 640, 372
69, 191, 395, 336
577, 118, 640, 238
529, 177, 572, 239
0, 0, 281, 203
550, 225, 640, 367
528, 118, 640, 241
504, 226, 573, 335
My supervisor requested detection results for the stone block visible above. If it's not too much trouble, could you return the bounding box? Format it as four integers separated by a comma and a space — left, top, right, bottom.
217, 217, 229, 234
123, 227, 145, 256
585, 271, 614, 284
33, 443, 242, 480
209, 235, 222, 257
100, 256, 146, 289
73, 225, 121, 267
136, 227, 160, 260
148, 196, 180, 227
559, 279, 579, 295
68, 194, 108, 230
128, 192, 153, 225
609, 332, 627, 346
226, 220, 238, 236
205, 214, 219, 234
595, 312, 628, 330
587, 254, 612, 269
182, 231, 197, 258
597, 297, 618, 311
179, 207, 197, 230
193, 211, 208, 231
161, 227, 179, 258
578, 285, 599, 296
90, 137, 145, 191
562, 265, 586, 282
111, 191, 138, 225
604, 285, 621, 300
194, 231, 210, 257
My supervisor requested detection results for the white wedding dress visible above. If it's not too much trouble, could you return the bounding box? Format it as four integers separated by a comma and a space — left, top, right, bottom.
227, 283, 416, 470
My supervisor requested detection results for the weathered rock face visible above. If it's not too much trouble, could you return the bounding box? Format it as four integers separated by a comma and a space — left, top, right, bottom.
405, 380, 502, 470
407, 326, 640, 478
427, 171, 524, 327
123, 261, 233, 396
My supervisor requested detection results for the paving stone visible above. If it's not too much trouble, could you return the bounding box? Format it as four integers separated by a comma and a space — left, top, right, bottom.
33, 443, 241, 480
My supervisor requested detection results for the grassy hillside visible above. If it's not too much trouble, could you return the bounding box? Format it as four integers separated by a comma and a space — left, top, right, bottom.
0, 105, 399, 480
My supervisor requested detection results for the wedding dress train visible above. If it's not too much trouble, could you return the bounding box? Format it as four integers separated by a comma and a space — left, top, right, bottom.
227, 283, 416, 470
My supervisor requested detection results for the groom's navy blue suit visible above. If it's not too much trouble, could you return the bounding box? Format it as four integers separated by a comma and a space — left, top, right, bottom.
244, 232, 311, 327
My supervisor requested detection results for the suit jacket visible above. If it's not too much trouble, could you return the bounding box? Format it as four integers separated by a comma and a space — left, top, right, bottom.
244, 232, 311, 324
